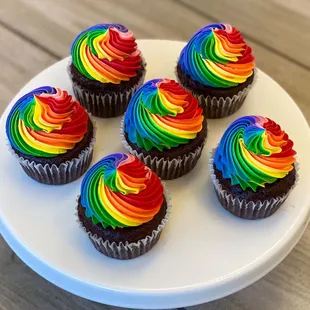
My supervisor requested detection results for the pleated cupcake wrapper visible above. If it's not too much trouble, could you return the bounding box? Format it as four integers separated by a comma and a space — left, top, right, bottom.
175, 68, 257, 119
68, 61, 146, 118
8, 117, 96, 185
209, 149, 299, 219
76, 186, 172, 260
120, 119, 206, 180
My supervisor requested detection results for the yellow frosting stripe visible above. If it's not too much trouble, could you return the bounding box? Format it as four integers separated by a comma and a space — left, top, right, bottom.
33, 97, 71, 132
93, 33, 110, 60
262, 132, 282, 154
214, 35, 240, 61
79, 39, 105, 82
33, 101, 61, 132
116, 171, 143, 194
19, 119, 67, 155
158, 90, 184, 114
203, 59, 251, 83
98, 178, 142, 226
240, 140, 290, 178
150, 114, 198, 139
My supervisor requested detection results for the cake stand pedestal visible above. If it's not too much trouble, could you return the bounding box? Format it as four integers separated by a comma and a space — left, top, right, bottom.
1, 40, 310, 309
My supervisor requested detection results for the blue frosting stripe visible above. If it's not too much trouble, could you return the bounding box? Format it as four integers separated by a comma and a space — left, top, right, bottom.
6, 86, 56, 154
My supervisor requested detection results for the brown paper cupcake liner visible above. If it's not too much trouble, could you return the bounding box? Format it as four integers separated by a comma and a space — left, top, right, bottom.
209, 150, 299, 219
176, 68, 257, 119
8, 118, 96, 185
76, 187, 172, 260
120, 119, 206, 180
68, 61, 146, 118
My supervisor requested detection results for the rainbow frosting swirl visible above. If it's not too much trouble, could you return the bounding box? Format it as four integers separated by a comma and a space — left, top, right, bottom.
124, 78, 204, 151
80, 153, 164, 228
71, 24, 142, 84
6, 86, 89, 157
179, 23, 255, 88
214, 116, 296, 191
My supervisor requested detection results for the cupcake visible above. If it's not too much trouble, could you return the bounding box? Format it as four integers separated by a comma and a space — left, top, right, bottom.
121, 78, 207, 180
176, 23, 255, 119
69, 23, 145, 118
6, 86, 95, 185
210, 115, 297, 219
77, 153, 171, 260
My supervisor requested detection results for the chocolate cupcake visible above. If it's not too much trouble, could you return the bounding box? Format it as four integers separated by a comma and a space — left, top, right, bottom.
121, 78, 207, 180
176, 23, 255, 118
69, 24, 145, 118
77, 153, 171, 260
210, 115, 297, 219
6, 86, 95, 185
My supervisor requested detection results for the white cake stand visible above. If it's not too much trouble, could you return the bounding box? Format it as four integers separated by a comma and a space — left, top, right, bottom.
0, 40, 310, 310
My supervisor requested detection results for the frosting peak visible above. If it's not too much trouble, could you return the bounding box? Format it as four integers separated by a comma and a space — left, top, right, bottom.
179, 23, 255, 88
214, 116, 296, 191
81, 153, 164, 228
71, 24, 142, 84
6, 86, 89, 157
124, 78, 204, 151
